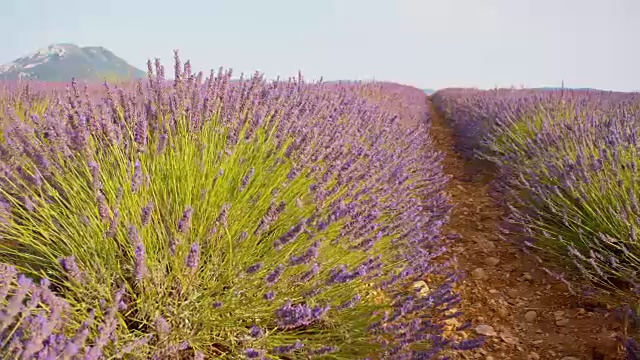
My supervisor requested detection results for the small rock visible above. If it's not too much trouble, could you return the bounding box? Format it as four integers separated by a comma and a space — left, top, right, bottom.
444, 318, 460, 327
556, 318, 570, 327
527, 352, 540, 360
475, 237, 496, 251
485, 257, 500, 266
413, 281, 427, 289
560, 357, 579, 360
475, 324, 497, 336
472, 268, 487, 280
499, 331, 519, 345
496, 307, 509, 318
507, 289, 519, 298
413, 281, 431, 297
485, 357, 494, 360
553, 310, 565, 319
524, 310, 538, 322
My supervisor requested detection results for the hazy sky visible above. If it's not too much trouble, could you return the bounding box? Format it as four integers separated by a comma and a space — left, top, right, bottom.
1, 0, 639, 91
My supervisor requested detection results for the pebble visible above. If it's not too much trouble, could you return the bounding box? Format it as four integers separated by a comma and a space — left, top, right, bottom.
527, 352, 540, 360
496, 307, 509, 318
499, 331, 519, 345
412, 281, 431, 297
444, 318, 460, 327
475, 324, 497, 336
484, 257, 500, 266
560, 357, 579, 360
472, 268, 487, 280
556, 318, 570, 327
553, 310, 565, 319
524, 310, 538, 322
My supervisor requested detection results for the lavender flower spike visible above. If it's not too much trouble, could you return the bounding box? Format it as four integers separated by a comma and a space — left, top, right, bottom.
128, 225, 147, 282
185, 242, 200, 270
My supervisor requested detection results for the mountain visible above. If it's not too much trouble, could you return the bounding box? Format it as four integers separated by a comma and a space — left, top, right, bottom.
0, 43, 146, 82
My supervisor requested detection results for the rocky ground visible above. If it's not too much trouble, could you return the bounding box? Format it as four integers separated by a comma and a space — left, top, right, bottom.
427, 102, 625, 360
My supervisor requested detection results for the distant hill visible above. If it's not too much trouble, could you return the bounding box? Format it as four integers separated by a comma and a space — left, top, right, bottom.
533, 87, 613, 92
536, 87, 585, 91
0, 43, 146, 82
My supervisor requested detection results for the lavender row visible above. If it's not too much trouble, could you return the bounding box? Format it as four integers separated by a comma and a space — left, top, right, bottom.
0, 53, 478, 359
432, 87, 640, 358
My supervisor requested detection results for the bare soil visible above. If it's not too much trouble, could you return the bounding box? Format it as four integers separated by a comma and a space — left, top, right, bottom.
426, 101, 625, 360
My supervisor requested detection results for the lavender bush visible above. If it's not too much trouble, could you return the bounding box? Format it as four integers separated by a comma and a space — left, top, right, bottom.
0, 53, 477, 358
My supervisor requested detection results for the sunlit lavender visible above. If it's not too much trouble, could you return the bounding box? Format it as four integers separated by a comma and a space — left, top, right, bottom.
0, 52, 478, 358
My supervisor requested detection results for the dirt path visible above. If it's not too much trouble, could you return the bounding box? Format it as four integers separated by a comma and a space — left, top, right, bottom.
427, 101, 625, 360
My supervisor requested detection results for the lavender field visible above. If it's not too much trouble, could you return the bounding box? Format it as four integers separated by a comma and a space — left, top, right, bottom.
0, 53, 638, 360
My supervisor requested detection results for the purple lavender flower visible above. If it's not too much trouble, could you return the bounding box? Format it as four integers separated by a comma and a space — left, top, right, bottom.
96, 193, 110, 222
308, 346, 339, 356
177, 206, 194, 233
263, 291, 275, 301
169, 237, 178, 256
140, 201, 154, 226
275, 301, 330, 329
185, 242, 200, 270
58, 256, 85, 284
87, 160, 102, 190
272, 340, 304, 354
106, 208, 120, 238
157, 133, 168, 154
299, 263, 320, 283
246, 262, 263, 274
288, 241, 320, 266
216, 203, 231, 226
265, 264, 284, 285
155, 316, 171, 334
244, 348, 264, 359
128, 225, 147, 282
131, 160, 143, 192
133, 117, 148, 148
254, 201, 286, 236
274, 221, 305, 250
249, 325, 263, 338
240, 167, 255, 191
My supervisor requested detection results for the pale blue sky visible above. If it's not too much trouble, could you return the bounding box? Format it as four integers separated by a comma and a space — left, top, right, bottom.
1, 0, 639, 91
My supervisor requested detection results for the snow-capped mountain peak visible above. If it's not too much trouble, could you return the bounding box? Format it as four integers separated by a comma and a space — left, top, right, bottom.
0, 43, 146, 82
32, 43, 76, 58
0, 43, 78, 75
